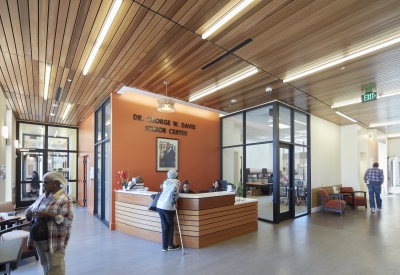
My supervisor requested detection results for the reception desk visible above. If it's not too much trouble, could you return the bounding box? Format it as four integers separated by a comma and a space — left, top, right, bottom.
115, 191, 258, 248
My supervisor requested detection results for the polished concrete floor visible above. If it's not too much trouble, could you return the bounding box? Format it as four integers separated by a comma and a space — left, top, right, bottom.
13, 194, 400, 275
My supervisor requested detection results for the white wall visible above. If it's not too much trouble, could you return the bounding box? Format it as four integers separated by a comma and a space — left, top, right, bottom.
310, 115, 341, 188
5, 110, 16, 203
340, 125, 359, 189
379, 141, 388, 194
388, 138, 400, 156
0, 89, 6, 202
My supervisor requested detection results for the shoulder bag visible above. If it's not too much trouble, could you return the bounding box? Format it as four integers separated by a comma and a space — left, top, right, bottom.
148, 192, 161, 211
30, 213, 49, 241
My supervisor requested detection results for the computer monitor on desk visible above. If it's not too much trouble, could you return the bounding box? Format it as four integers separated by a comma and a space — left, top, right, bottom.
220, 180, 227, 191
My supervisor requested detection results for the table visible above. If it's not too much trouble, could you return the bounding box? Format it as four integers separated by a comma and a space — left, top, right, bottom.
247, 182, 272, 196
0, 239, 22, 274
0, 216, 24, 230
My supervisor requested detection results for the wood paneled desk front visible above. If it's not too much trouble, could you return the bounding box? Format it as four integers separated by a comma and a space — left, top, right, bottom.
114, 190, 258, 248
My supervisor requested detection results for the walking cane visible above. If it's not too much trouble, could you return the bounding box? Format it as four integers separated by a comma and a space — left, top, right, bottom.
175, 205, 185, 255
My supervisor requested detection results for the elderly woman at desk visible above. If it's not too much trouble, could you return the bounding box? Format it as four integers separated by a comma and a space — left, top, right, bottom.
209, 180, 223, 192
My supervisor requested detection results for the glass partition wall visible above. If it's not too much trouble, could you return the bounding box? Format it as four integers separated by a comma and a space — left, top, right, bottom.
94, 98, 111, 226
221, 102, 310, 223
16, 122, 78, 207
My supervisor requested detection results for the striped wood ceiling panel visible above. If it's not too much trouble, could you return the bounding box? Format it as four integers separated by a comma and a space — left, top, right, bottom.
0, 0, 400, 135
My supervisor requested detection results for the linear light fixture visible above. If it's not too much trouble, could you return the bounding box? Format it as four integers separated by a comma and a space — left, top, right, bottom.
62, 104, 71, 120
331, 99, 362, 108
284, 36, 400, 82
370, 120, 400, 128
387, 133, 400, 138
331, 91, 400, 108
189, 67, 258, 102
202, 0, 254, 39
268, 123, 290, 129
294, 120, 307, 125
44, 63, 51, 100
336, 111, 357, 122
83, 0, 122, 75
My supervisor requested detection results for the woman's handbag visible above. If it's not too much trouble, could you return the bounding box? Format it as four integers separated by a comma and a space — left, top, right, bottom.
148, 192, 161, 211
30, 213, 49, 241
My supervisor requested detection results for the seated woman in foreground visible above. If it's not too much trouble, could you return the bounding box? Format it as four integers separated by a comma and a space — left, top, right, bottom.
209, 180, 223, 192
179, 180, 195, 194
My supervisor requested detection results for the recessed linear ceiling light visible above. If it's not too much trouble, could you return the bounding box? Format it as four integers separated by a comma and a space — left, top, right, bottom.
331, 91, 400, 108
283, 36, 400, 82
43, 63, 51, 100
83, 0, 122, 75
387, 133, 400, 138
202, 0, 254, 39
189, 67, 258, 102
370, 120, 400, 128
268, 123, 290, 129
336, 111, 357, 122
294, 120, 307, 125
62, 104, 71, 120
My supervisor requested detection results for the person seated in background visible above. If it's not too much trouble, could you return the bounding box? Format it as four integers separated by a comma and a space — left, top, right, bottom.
179, 180, 195, 194
31, 171, 40, 196
209, 180, 223, 192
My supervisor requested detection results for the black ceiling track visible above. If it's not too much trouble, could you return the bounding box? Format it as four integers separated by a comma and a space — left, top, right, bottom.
55, 87, 62, 101
201, 38, 253, 70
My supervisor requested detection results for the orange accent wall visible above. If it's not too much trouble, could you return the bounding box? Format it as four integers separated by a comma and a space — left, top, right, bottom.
78, 91, 220, 230
111, 92, 220, 193
78, 112, 95, 214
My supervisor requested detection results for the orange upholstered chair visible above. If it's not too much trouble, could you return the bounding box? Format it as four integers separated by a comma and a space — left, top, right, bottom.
340, 187, 367, 209
319, 189, 347, 215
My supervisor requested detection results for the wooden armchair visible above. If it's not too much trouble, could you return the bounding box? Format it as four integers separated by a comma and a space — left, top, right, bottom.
319, 189, 347, 215
340, 187, 367, 209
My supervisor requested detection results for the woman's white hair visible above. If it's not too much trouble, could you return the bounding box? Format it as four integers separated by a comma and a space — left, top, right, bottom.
43, 171, 68, 188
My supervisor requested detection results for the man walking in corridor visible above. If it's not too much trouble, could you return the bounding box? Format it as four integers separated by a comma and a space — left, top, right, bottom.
364, 162, 384, 213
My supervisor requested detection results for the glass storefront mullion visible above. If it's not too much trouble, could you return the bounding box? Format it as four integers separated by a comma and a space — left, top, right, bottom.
221, 102, 310, 223
16, 122, 78, 207
94, 98, 110, 226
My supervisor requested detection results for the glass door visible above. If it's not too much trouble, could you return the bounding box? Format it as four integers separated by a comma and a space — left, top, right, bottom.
278, 144, 293, 221
17, 151, 44, 207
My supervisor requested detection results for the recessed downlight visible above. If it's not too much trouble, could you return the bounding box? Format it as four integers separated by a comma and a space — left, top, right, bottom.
50, 113, 55, 116
231, 99, 237, 103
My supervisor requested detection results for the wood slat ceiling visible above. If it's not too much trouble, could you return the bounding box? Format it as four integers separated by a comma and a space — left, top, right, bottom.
1, 0, 400, 136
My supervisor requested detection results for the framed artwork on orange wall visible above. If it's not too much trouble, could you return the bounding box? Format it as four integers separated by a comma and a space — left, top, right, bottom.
157, 137, 178, 172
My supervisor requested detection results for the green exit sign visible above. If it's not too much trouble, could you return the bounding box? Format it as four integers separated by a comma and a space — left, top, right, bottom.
361, 92, 377, 103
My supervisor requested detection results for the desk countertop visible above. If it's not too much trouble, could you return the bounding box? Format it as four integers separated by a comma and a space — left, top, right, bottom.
246, 182, 272, 186
115, 190, 236, 199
